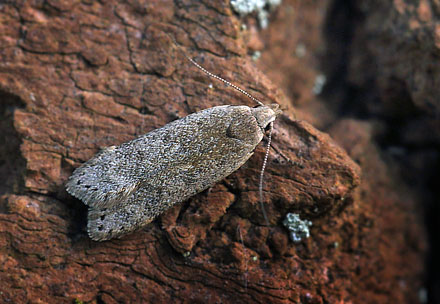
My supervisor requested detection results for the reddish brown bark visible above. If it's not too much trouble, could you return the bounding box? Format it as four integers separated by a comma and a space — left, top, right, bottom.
0, 0, 430, 303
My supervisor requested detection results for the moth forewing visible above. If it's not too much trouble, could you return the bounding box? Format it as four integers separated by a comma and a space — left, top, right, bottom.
66, 105, 279, 241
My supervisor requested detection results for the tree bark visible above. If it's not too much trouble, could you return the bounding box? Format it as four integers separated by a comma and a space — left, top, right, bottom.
0, 0, 430, 303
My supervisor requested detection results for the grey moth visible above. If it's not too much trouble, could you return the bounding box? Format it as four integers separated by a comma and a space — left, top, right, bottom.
66, 51, 281, 241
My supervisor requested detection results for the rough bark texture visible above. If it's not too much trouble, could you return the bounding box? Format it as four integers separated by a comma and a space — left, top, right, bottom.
0, 0, 432, 303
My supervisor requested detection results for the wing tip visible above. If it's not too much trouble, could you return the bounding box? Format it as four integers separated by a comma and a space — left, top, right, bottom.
87, 209, 114, 241
65, 177, 84, 201
65, 178, 93, 207
86, 207, 155, 242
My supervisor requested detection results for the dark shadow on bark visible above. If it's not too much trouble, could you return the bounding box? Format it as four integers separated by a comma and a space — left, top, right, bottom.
0, 91, 26, 200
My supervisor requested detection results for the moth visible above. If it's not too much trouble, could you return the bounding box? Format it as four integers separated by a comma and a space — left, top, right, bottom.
66, 51, 281, 241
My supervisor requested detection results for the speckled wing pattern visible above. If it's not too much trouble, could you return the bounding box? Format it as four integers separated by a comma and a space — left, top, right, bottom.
66, 105, 275, 241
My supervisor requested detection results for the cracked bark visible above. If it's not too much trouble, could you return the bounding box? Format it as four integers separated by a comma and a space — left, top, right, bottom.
0, 0, 430, 303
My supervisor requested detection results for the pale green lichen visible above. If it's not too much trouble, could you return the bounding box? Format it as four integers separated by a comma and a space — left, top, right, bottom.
251, 50, 261, 61
312, 74, 327, 95
230, 0, 282, 29
282, 213, 312, 243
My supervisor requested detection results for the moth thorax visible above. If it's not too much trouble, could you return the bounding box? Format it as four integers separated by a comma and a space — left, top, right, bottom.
251, 104, 282, 130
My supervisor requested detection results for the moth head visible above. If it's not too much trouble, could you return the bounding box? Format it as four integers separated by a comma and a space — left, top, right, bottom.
252, 104, 282, 130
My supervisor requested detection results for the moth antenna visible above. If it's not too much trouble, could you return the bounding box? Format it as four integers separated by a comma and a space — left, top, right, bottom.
259, 121, 273, 226
184, 55, 265, 107
170, 38, 265, 107
171, 36, 273, 225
